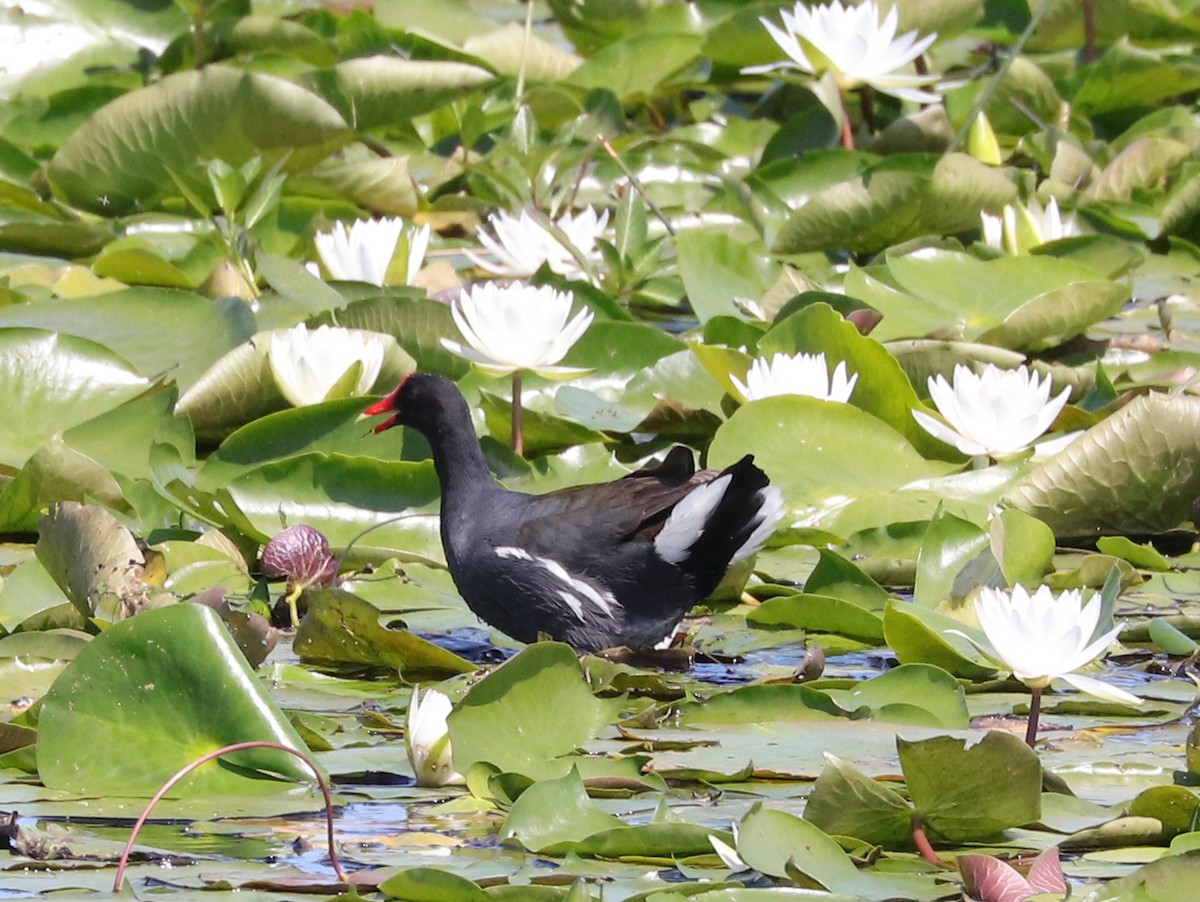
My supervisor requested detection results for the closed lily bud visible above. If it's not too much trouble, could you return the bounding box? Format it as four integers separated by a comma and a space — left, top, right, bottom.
406, 687, 464, 787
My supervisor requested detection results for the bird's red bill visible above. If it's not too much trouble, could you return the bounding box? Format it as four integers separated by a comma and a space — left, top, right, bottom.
363, 380, 405, 433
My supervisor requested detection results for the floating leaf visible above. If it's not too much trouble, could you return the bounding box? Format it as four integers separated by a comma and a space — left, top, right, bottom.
0, 328, 150, 469
38, 603, 313, 796
35, 502, 157, 622
899, 731, 1042, 842
449, 643, 624, 780
1006, 393, 1200, 537
49, 65, 351, 214
293, 589, 474, 680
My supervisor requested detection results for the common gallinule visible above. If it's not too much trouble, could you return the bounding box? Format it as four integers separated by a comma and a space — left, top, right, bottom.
364, 374, 784, 652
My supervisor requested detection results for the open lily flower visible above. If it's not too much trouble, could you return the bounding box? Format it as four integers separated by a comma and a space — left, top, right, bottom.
268, 324, 387, 407
953, 585, 1140, 745
467, 207, 609, 281
913, 364, 1069, 459
441, 282, 593, 379
981, 198, 1080, 255
442, 282, 593, 455
732, 351, 857, 403
747, 0, 938, 120
314, 217, 430, 287
406, 687, 464, 787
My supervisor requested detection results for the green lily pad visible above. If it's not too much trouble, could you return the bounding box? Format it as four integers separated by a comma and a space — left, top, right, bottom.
899, 731, 1042, 842
449, 643, 624, 780
502, 767, 623, 853
37, 603, 314, 796
293, 589, 474, 680
48, 64, 351, 214
804, 754, 914, 846
0, 328, 150, 470
883, 600, 998, 680
747, 593, 885, 644
1006, 392, 1200, 537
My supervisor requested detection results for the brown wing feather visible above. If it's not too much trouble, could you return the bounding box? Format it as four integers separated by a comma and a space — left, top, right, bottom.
513, 449, 718, 553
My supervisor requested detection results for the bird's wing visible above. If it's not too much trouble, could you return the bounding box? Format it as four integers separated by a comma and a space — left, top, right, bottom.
512, 451, 716, 558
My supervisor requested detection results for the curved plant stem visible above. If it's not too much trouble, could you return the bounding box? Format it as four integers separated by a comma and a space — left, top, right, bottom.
1025, 686, 1043, 747
512, 370, 524, 457
911, 816, 942, 865
113, 741, 345, 892
597, 135, 676, 236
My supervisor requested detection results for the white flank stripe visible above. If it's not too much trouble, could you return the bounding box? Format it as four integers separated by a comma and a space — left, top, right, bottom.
495, 545, 615, 618
496, 546, 533, 561
557, 590, 586, 622
539, 556, 615, 617
654, 474, 732, 564
731, 486, 785, 563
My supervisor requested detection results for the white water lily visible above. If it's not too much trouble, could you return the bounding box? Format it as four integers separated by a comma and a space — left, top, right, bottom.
314, 217, 430, 286
441, 282, 594, 378
731, 351, 858, 403
467, 206, 609, 281
268, 324, 387, 407
980, 198, 1080, 255
961, 585, 1140, 707
747, 0, 939, 114
406, 687, 464, 787
913, 364, 1069, 458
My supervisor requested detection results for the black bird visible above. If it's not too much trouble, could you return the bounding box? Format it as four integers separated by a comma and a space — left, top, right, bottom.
364, 373, 783, 652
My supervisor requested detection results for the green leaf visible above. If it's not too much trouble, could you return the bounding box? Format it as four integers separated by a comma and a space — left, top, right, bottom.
502, 767, 623, 853
219, 453, 444, 560
293, 589, 474, 680
48, 65, 351, 215
674, 684, 850, 725
1006, 393, 1200, 537
758, 303, 948, 457
303, 57, 495, 130
747, 593, 885, 644
565, 33, 703, 100
883, 600, 998, 680
675, 229, 775, 323
37, 603, 313, 796
914, 507, 988, 608
826, 664, 969, 730
449, 644, 624, 780
708, 395, 954, 532
0, 288, 256, 391
804, 755, 914, 846
1096, 536, 1171, 571
899, 731, 1042, 842
0, 328, 150, 469
806, 548, 891, 611
990, 508, 1056, 587
1148, 619, 1199, 656
378, 867, 489, 902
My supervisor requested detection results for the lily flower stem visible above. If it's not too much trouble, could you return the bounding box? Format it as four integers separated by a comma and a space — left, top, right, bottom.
858, 85, 877, 134
512, 370, 524, 457
1082, 0, 1096, 62
839, 94, 855, 149
286, 584, 303, 629
1025, 686, 1043, 748
911, 816, 942, 865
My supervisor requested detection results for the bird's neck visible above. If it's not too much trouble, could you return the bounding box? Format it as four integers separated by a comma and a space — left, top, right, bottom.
421, 396, 495, 512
